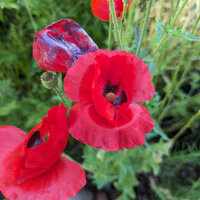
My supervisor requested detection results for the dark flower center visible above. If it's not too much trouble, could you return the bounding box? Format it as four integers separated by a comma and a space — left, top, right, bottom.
27, 131, 44, 148
103, 81, 127, 106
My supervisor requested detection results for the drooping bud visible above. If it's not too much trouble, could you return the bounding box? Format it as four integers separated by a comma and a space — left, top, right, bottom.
41, 71, 58, 89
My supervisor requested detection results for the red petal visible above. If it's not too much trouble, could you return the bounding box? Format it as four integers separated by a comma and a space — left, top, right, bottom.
14, 104, 68, 184
131, 55, 155, 103
64, 51, 97, 103
1, 154, 86, 200
91, 0, 133, 22
0, 126, 26, 179
33, 19, 98, 72
68, 103, 155, 151
64, 50, 154, 105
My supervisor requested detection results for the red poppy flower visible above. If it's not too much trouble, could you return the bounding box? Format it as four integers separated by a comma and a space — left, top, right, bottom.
64, 50, 155, 151
0, 104, 86, 200
33, 19, 98, 72
91, 0, 134, 21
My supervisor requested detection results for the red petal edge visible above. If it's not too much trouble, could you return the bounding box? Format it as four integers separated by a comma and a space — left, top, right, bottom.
68, 103, 155, 151
33, 19, 98, 72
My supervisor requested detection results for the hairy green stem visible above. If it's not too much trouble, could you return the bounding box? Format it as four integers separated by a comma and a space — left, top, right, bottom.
160, 0, 165, 20
54, 87, 68, 108
120, 4, 127, 41
126, 0, 135, 34
169, 0, 174, 24
174, 0, 181, 16
108, 12, 112, 50
108, 0, 123, 50
152, 34, 168, 56
136, 0, 153, 57
170, 0, 188, 28
171, 110, 200, 142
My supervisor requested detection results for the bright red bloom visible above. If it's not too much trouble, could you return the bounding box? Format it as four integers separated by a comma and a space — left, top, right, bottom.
64, 50, 155, 151
33, 19, 98, 72
0, 105, 86, 200
91, 0, 134, 21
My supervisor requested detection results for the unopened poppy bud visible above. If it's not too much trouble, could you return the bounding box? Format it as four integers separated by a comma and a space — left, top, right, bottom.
41, 71, 58, 89
105, 92, 116, 104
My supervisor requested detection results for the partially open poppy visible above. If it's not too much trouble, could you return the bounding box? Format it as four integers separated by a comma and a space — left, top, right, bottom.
91, 0, 134, 21
0, 104, 86, 200
33, 19, 98, 72
64, 50, 155, 151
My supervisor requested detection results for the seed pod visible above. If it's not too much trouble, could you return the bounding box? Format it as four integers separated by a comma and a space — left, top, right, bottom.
41, 71, 58, 89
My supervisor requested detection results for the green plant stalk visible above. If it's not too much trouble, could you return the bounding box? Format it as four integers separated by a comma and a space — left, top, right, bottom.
152, 0, 188, 56
136, 0, 153, 57
169, 0, 174, 24
120, 4, 127, 41
152, 34, 168, 56
54, 87, 68, 108
171, 110, 200, 142
170, 0, 188, 28
160, 0, 165, 20
23, 0, 37, 32
174, 0, 181, 16
108, 0, 123, 50
126, 0, 135, 34
108, 12, 112, 50
156, 16, 200, 118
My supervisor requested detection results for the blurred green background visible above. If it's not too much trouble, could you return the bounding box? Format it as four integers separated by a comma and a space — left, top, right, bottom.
0, 0, 200, 199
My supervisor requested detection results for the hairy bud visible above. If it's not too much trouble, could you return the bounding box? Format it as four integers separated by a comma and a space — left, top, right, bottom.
41, 71, 58, 89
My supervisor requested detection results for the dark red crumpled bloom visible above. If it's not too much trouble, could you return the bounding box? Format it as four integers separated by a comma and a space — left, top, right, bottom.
33, 19, 98, 72
91, 0, 134, 21
0, 104, 86, 200
64, 50, 155, 151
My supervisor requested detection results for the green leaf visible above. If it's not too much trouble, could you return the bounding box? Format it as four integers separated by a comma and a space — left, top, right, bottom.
174, 32, 200, 41
134, 26, 140, 49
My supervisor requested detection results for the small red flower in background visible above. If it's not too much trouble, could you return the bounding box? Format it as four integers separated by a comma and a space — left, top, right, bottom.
91, 0, 134, 21
0, 105, 86, 200
64, 50, 155, 151
33, 19, 98, 72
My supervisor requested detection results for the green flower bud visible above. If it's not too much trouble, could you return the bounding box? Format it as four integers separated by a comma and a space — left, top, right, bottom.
41, 71, 58, 89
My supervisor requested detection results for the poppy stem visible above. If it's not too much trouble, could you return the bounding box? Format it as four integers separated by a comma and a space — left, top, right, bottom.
171, 110, 200, 142
108, 13, 112, 50
108, 0, 123, 50
54, 87, 69, 108
135, 0, 153, 57
120, 4, 127, 41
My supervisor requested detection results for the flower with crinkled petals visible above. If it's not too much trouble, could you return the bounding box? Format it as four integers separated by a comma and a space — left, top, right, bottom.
64, 50, 155, 151
91, 0, 134, 21
0, 104, 86, 200
33, 19, 98, 72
